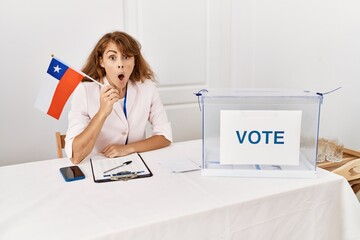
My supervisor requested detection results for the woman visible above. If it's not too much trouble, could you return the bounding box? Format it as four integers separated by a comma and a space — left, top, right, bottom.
65, 31, 172, 164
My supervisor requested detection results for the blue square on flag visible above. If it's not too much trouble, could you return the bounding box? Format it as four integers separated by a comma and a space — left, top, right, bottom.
47, 58, 69, 80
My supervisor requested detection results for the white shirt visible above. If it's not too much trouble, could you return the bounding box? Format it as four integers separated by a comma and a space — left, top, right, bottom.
64, 78, 172, 159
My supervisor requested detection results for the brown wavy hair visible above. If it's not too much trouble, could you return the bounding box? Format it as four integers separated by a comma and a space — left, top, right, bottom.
82, 31, 154, 83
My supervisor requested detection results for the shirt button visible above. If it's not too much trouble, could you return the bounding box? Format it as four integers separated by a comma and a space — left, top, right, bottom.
122, 131, 127, 136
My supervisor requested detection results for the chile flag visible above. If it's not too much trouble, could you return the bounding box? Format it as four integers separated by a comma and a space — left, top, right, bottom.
35, 58, 84, 120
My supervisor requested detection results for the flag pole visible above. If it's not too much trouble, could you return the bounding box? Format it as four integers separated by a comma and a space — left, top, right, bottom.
51, 54, 105, 87
81, 73, 105, 87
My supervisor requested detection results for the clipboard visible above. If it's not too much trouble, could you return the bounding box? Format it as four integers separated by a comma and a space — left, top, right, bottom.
90, 153, 152, 183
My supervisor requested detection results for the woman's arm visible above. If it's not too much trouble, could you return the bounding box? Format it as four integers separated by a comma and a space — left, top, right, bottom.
102, 135, 171, 158
71, 86, 119, 164
71, 112, 107, 164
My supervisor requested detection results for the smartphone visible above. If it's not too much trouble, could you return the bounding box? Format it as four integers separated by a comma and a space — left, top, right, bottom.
60, 166, 85, 182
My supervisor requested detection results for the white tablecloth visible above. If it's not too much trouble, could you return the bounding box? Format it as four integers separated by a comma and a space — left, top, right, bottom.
0, 140, 359, 240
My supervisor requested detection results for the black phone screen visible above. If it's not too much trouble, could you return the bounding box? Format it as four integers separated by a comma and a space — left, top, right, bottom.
60, 166, 85, 182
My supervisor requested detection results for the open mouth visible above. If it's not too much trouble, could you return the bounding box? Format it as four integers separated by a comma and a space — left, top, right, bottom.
118, 74, 125, 81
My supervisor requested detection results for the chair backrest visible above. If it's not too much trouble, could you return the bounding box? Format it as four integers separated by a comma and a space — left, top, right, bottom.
55, 132, 66, 158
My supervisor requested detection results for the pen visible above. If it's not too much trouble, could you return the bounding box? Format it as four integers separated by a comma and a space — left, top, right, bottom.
103, 160, 132, 174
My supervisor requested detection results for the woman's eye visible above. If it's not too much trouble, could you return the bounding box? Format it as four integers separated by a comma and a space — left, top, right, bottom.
123, 55, 129, 60
109, 55, 116, 61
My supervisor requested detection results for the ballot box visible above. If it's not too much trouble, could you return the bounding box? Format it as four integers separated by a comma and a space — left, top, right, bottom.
199, 89, 323, 178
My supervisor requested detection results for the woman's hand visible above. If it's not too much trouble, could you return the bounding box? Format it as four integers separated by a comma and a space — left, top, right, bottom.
71, 86, 119, 163
101, 136, 170, 159
99, 86, 119, 117
102, 144, 134, 158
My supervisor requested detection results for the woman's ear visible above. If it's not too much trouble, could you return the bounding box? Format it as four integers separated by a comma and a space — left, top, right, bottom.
99, 57, 104, 68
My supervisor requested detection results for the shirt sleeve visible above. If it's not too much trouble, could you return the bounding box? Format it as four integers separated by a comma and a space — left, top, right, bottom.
64, 83, 91, 158
148, 85, 173, 142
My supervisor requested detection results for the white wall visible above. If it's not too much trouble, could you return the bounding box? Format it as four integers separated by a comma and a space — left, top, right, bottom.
0, 0, 228, 166
230, 0, 360, 151
1, 0, 359, 166
0, 0, 125, 165
124, 0, 232, 143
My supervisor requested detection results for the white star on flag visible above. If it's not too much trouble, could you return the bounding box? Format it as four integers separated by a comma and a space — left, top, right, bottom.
53, 65, 61, 73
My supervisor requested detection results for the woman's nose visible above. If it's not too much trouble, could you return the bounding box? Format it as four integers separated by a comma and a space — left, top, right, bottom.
117, 58, 124, 68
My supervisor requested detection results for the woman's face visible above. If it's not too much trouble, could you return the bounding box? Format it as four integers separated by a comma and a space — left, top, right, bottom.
100, 41, 135, 92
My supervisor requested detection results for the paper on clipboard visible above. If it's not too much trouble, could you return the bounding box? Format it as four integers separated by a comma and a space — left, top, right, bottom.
90, 153, 152, 182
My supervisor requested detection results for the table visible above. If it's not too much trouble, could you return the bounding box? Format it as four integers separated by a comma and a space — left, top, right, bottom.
1, 140, 360, 240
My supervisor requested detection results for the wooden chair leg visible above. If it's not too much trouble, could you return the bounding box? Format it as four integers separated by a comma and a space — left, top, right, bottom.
352, 183, 360, 194
55, 132, 64, 158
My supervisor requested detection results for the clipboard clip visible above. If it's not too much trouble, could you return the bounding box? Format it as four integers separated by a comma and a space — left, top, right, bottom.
110, 171, 138, 181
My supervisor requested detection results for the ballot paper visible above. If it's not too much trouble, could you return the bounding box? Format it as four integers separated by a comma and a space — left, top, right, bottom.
158, 156, 201, 173
90, 153, 152, 182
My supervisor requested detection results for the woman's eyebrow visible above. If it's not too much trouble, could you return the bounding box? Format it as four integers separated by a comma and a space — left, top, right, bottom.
105, 50, 118, 54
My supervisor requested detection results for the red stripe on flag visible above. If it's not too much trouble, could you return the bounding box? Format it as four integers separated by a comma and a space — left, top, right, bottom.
47, 68, 83, 119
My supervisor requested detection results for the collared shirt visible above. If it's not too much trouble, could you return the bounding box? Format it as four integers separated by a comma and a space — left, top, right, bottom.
65, 78, 172, 159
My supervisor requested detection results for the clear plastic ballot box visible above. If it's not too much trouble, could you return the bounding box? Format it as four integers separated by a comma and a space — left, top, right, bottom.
198, 89, 323, 178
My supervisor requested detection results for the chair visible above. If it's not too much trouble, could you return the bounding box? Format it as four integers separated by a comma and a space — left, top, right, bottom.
55, 132, 66, 158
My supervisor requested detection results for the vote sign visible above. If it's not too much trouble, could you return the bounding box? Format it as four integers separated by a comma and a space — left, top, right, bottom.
220, 110, 302, 166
